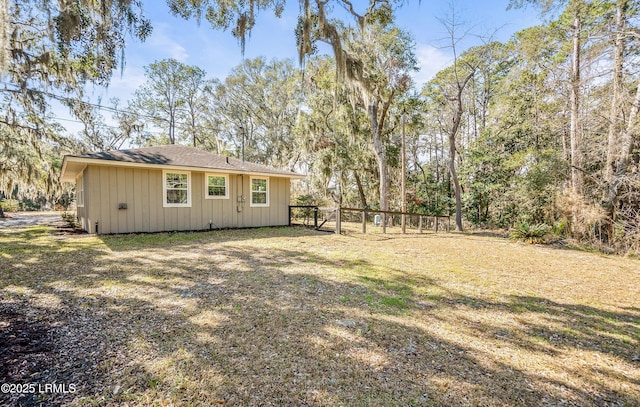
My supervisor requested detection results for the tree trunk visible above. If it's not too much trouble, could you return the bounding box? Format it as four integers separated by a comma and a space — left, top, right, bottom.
192, 117, 197, 147
605, 76, 640, 223
369, 100, 389, 215
0, 205, 4, 219
570, 7, 583, 196
448, 135, 463, 231
434, 136, 439, 183
447, 72, 474, 232
605, 0, 627, 183
169, 114, 176, 144
354, 170, 368, 208
369, 94, 394, 232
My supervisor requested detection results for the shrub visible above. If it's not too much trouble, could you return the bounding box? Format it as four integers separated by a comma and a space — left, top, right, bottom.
61, 212, 80, 228
510, 222, 550, 244
0, 199, 20, 212
552, 220, 568, 237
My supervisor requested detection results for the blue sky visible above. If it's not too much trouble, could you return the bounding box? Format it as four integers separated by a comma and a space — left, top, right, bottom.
72, 0, 542, 133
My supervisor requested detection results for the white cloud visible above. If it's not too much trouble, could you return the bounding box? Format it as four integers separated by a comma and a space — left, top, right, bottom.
149, 23, 189, 62
105, 66, 146, 99
412, 44, 452, 89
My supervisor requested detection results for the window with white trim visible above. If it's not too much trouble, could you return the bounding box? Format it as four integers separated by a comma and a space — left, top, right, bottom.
163, 170, 191, 207
206, 173, 229, 199
250, 177, 269, 207
77, 174, 84, 207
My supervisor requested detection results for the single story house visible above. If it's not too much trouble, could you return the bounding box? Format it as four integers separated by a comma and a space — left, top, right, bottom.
60, 145, 304, 234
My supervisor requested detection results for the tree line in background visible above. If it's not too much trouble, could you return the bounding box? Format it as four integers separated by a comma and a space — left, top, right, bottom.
2, 0, 640, 254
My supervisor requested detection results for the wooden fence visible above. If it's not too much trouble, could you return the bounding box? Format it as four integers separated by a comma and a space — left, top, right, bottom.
337, 207, 450, 234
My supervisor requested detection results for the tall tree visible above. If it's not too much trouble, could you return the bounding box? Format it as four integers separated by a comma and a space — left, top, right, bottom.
341, 23, 416, 221
605, 0, 628, 183
181, 76, 215, 148
0, 0, 151, 214
568, 0, 584, 196
601, 0, 640, 245
422, 12, 488, 231
167, 0, 412, 223
296, 56, 376, 207
132, 58, 207, 145
510, 0, 614, 234
207, 58, 303, 168
511, 0, 588, 196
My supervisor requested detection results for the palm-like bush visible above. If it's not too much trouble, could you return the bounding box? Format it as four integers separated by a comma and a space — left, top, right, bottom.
510, 222, 550, 244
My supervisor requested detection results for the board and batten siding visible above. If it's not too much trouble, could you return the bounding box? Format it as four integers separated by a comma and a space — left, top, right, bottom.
78, 165, 291, 234
76, 171, 88, 231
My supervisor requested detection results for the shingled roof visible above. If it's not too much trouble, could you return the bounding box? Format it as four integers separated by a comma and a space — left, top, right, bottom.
61, 145, 304, 182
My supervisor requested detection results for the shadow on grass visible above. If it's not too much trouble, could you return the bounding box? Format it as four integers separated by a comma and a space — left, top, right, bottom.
98, 225, 323, 252
0, 226, 638, 406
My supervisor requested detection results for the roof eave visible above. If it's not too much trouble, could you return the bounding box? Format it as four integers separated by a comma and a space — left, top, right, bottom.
61, 155, 306, 179
60, 156, 69, 181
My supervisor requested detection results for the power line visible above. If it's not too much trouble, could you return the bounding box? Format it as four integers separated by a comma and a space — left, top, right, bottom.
1, 81, 226, 134
49, 116, 169, 137
1, 81, 164, 121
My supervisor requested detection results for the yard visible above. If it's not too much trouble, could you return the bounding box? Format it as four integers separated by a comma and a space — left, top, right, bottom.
0, 225, 639, 406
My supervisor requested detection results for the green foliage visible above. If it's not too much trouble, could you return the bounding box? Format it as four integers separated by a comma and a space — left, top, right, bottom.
552, 220, 568, 237
295, 56, 378, 207
208, 57, 303, 168
2, 0, 151, 209
291, 194, 325, 226
406, 168, 452, 216
380, 296, 407, 309
61, 212, 80, 229
167, 0, 285, 53
131, 58, 209, 146
4, 0, 639, 256
294, 194, 320, 206
0, 199, 20, 212
510, 222, 551, 244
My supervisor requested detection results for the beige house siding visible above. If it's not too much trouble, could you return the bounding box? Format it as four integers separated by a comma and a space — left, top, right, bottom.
78, 165, 291, 234
76, 171, 89, 232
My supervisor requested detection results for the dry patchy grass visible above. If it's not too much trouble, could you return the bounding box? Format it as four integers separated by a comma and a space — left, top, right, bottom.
0, 226, 639, 406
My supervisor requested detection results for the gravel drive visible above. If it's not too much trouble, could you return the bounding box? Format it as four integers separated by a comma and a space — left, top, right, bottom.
0, 212, 63, 228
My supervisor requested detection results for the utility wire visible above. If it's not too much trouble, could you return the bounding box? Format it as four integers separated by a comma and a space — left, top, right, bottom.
1, 81, 227, 134
48, 115, 163, 135
1, 81, 162, 121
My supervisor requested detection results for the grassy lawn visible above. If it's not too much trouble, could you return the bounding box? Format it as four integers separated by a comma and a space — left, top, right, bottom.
1, 226, 639, 406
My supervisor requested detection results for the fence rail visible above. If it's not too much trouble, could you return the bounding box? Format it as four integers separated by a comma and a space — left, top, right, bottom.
288, 206, 337, 231
288, 205, 319, 228
290, 205, 451, 235
338, 207, 450, 234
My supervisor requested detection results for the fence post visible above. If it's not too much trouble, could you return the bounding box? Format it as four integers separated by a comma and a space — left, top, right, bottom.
418, 216, 422, 233
382, 213, 387, 234
313, 207, 318, 230
288, 206, 292, 226
435, 216, 439, 233
335, 207, 341, 234
401, 212, 406, 234
361, 210, 366, 234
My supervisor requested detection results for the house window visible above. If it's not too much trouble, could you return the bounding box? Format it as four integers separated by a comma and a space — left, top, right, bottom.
206, 174, 229, 199
77, 174, 84, 208
163, 170, 191, 207
250, 177, 269, 207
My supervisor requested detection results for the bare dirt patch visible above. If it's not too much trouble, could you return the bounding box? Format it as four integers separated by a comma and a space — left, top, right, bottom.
1, 226, 638, 406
